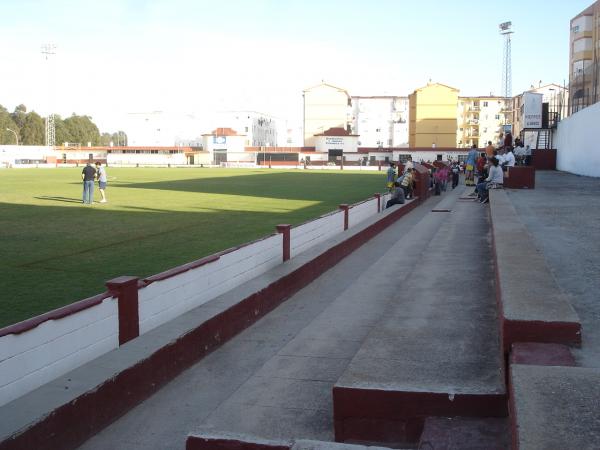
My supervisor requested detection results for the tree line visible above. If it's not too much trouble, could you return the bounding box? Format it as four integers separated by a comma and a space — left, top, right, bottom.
0, 104, 127, 146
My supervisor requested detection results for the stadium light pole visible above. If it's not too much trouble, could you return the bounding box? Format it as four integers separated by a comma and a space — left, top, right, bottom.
6, 128, 19, 145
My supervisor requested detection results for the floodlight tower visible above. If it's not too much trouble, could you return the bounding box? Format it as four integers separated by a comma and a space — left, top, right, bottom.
41, 44, 56, 147
499, 22, 514, 99
499, 22, 514, 125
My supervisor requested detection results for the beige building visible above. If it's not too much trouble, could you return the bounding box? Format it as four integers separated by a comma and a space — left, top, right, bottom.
569, 1, 600, 114
408, 83, 458, 147
303, 83, 351, 146
457, 97, 508, 148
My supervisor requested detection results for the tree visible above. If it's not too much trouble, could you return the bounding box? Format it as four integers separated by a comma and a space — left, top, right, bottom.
54, 115, 71, 146
0, 104, 19, 144
63, 114, 101, 146
99, 132, 112, 146
112, 131, 128, 146
11, 104, 27, 130
20, 111, 45, 145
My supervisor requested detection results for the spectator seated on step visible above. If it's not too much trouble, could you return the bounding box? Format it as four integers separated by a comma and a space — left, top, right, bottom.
401, 168, 414, 199
476, 157, 503, 204
386, 182, 405, 208
502, 147, 516, 170
514, 142, 526, 165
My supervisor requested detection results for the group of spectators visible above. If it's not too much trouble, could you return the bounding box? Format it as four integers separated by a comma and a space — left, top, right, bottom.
383, 131, 531, 207
466, 131, 532, 203
385, 158, 417, 208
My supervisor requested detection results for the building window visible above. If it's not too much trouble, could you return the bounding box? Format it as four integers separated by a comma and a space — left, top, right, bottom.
483, 101, 489, 107
245, 127, 248, 132
572, 25, 579, 33
495, 114, 501, 120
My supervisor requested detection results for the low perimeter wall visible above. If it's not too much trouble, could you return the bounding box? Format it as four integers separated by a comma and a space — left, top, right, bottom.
0, 191, 395, 408
555, 101, 600, 177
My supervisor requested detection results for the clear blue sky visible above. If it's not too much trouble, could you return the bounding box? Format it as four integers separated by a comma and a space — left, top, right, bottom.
0, 0, 592, 133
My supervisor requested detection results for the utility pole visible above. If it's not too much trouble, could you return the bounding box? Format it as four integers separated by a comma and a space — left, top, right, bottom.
41, 44, 56, 147
499, 22, 514, 125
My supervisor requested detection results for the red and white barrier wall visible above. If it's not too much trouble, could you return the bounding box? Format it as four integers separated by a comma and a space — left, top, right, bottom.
290, 211, 344, 258
0, 193, 403, 407
0, 295, 119, 407
138, 234, 283, 334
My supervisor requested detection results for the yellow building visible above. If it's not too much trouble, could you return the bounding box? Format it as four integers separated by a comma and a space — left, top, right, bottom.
569, 0, 600, 114
303, 83, 351, 146
408, 83, 458, 147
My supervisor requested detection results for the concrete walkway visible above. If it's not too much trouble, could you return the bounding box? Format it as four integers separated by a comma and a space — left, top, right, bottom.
78, 187, 468, 450
505, 171, 600, 368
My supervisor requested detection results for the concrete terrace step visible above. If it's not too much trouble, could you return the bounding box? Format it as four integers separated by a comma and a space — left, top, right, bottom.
510, 364, 600, 449
488, 190, 581, 350
333, 195, 506, 445
186, 431, 398, 450
419, 417, 510, 450
194, 190, 466, 444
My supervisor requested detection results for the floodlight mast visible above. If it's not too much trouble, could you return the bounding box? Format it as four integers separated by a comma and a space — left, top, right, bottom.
41, 44, 57, 147
499, 22, 514, 126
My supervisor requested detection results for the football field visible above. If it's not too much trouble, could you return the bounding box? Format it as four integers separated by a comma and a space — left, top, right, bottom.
0, 167, 384, 327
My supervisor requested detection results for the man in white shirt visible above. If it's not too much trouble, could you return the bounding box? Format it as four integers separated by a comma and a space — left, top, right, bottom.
503, 148, 516, 167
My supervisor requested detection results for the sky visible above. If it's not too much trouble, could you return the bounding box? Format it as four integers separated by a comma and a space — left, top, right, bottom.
0, 0, 592, 141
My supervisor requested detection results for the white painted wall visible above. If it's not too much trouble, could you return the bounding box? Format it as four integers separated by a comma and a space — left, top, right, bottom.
555, 101, 600, 177
348, 199, 378, 228
0, 297, 119, 407
290, 212, 344, 258
107, 151, 186, 165
0, 145, 52, 166
138, 234, 283, 334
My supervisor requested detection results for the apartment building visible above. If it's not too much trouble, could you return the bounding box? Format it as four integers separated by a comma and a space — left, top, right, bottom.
214, 111, 278, 147
303, 83, 351, 146
408, 83, 458, 148
351, 96, 409, 148
457, 97, 508, 148
569, 0, 600, 114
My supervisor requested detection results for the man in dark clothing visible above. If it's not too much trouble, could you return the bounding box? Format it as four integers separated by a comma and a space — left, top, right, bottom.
82, 162, 96, 204
386, 182, 405, 208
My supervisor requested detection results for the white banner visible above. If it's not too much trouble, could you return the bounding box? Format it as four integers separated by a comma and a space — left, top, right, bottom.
523, 93, 543, 129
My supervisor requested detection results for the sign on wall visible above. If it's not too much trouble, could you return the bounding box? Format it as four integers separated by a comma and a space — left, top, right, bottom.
213, 136, 227, 144
522, 93, 543, 129
325, 137, 344, 146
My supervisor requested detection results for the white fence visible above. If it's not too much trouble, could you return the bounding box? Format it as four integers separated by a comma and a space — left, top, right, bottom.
290, 212, 345, 258
555, 102, 600, 178
0, 192, 398, 407
138, 234, 282, 334
0, 296, 118, 407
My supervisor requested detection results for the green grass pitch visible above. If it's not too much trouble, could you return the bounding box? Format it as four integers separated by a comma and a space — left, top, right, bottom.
0, 167, 385, 328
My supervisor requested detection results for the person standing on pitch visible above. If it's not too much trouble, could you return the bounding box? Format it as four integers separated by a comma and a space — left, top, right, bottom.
95, 162, 108, 203
82, 162, 96, 204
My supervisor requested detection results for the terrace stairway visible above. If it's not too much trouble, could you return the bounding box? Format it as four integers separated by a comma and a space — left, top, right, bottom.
71, 185, 510, 450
